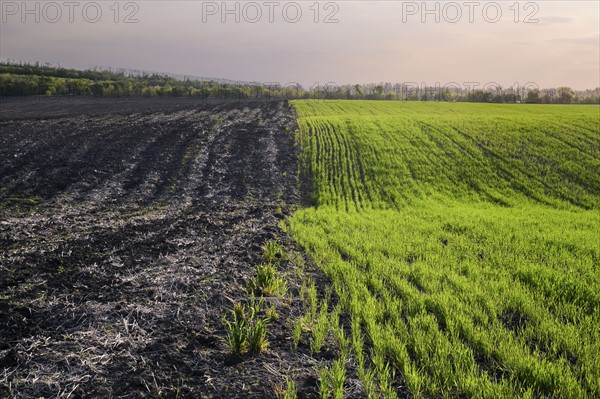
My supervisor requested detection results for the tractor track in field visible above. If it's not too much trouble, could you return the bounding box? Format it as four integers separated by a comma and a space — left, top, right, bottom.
0, 99, 345, 399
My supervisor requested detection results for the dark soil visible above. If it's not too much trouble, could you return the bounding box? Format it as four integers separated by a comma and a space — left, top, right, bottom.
0, 99, 345, 398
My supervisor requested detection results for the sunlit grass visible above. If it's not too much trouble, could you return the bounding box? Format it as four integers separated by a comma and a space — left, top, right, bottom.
289, 100, 600, 398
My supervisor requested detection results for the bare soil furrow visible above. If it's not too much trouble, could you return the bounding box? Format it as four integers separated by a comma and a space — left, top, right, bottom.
0, 99, 327, 399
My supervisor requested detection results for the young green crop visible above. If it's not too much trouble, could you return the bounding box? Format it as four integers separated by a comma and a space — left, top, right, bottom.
247, 262, 287, 297
294, 101, 599, 211
225, 297, 270, 355
289, 100, 600, 398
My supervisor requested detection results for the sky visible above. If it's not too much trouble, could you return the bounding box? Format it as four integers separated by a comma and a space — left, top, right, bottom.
1, 1, 599, 90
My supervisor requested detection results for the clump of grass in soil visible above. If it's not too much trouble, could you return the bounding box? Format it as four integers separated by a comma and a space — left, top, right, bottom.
310, 299, 330, 355
276, 376, 298, 399
291, 315, 308, 350
247, 317, 269, 353
247, 262, 287, 297
245, 240, 289, 297
317, 357, 346, 399
225, 303, 248, 355
263, 240, 284, 263
224, 297, 270, 355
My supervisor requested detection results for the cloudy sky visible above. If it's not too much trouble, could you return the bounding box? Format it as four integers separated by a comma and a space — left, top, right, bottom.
1, 1, 599, 89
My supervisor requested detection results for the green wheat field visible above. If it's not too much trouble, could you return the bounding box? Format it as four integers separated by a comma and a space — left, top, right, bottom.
288, 101, 600, 398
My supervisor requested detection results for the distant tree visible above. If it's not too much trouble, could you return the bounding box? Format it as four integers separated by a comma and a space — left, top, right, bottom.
526, 89, 541, 103
557, 87, 575, 104
354, 84, 362, 98
171, 86, 188, 97
91, 82, 104, 96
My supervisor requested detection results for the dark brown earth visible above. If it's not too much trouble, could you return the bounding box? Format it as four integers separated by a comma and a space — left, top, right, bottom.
0, 99, 348, 398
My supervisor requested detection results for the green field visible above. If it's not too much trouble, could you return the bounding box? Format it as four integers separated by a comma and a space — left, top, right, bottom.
288, 101, 600, 398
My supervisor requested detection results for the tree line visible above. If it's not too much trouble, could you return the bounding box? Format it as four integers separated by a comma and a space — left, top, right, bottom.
1, 61, 598, 104
309, 83, 599, 104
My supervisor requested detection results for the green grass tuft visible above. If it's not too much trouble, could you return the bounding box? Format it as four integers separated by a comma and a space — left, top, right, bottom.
248, 262, 287, 297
